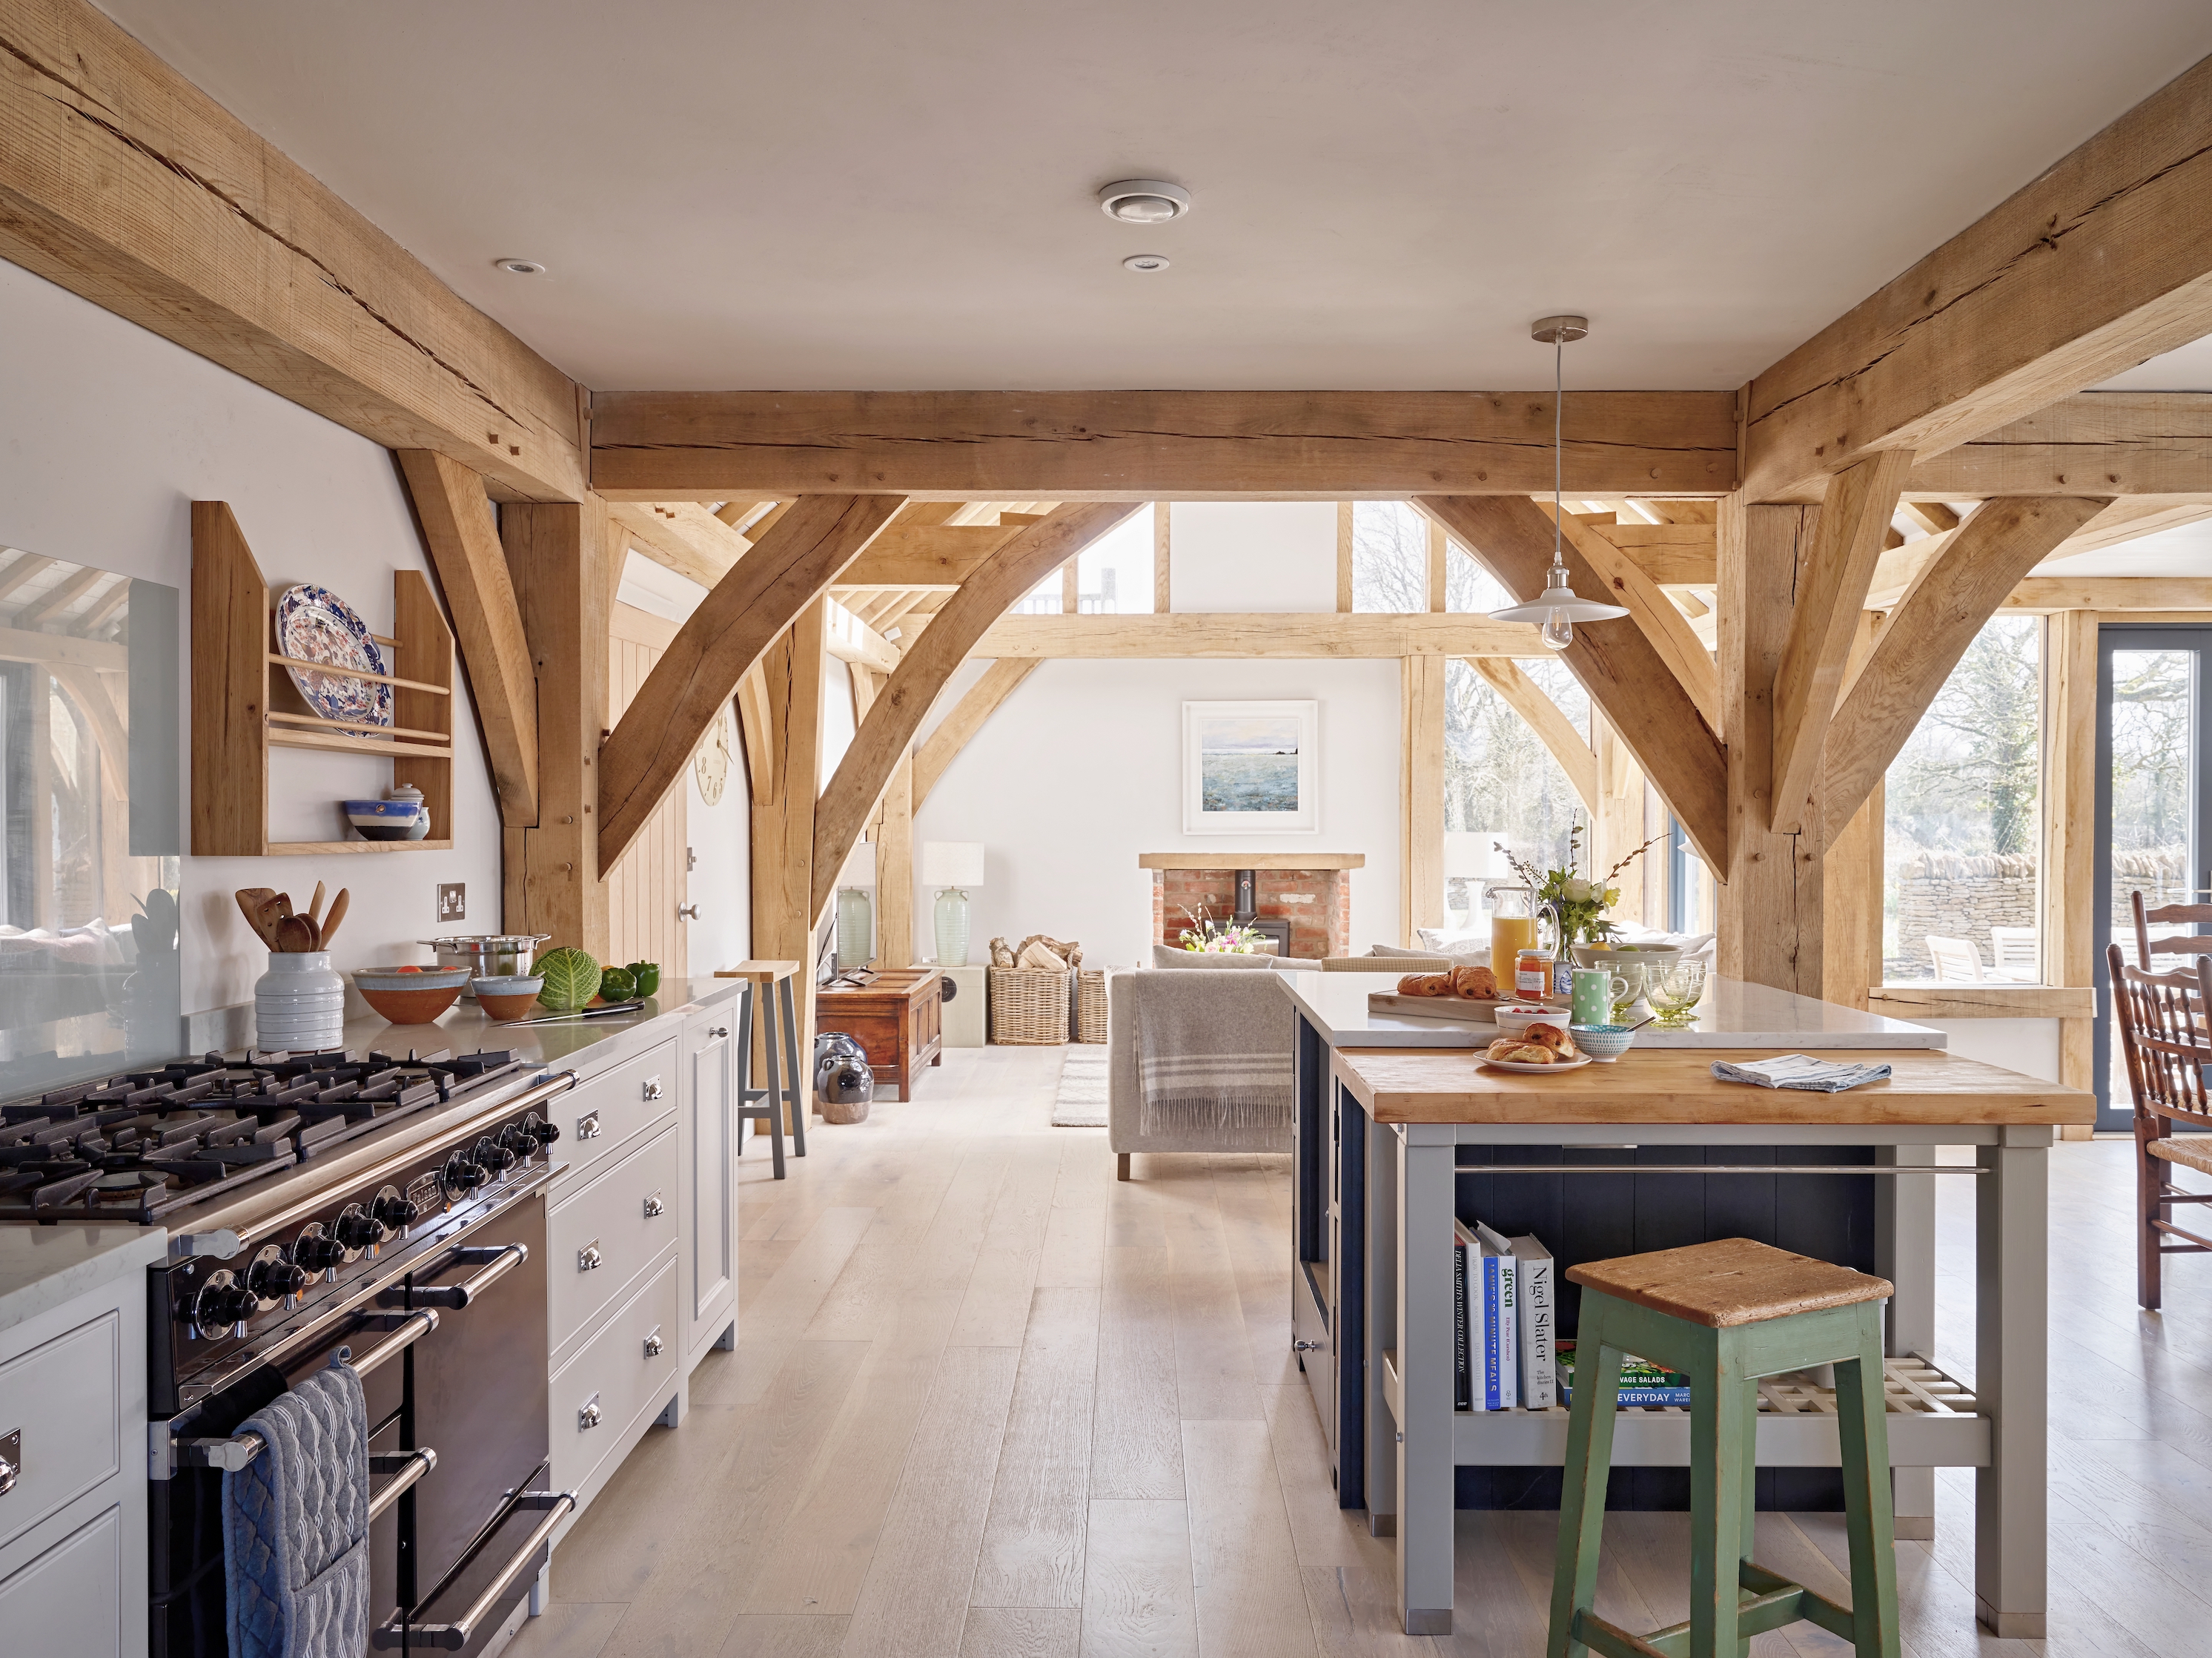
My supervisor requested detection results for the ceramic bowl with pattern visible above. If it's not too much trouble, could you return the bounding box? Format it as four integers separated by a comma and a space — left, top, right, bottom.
345, 799, 423, 842
1568, 1023, 1639, 1062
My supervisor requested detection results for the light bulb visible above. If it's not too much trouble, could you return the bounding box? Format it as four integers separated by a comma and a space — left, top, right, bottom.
1541, 610, 1574, 650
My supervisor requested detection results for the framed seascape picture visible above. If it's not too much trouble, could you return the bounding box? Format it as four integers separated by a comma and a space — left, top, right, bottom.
1182, 701, 1318, 833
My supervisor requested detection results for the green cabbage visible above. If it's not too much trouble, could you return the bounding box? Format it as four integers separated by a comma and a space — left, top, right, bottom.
536, 946, 600, 1011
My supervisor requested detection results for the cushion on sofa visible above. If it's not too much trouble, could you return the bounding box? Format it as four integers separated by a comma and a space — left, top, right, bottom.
1150, 944, 1276, 969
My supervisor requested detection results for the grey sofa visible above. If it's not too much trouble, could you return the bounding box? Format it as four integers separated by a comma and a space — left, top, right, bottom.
1107, 967, 1296, 1178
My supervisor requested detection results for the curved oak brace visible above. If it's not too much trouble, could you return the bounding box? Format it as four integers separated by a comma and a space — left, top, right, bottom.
1821, 495, 2109, 842
396, 451, 538, 825
1467, 658, 1600, 818
597, 492, 904, 868
912, 658, 1042, 811
1417, 494, 1728, 873
810, 502, 1144, 919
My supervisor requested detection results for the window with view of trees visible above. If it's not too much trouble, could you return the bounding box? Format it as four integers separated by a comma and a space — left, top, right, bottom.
1443, 655, 1589, 927
1882, 614, 2044, 983
1351, 501, 1427, 611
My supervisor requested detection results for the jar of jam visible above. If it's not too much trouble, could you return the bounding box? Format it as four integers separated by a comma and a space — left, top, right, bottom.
1514, 947, 1554, 998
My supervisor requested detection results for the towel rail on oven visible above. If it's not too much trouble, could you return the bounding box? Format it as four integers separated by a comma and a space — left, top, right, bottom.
367, 1447, 438, 1522
373, 1490, 577, 1650
175, 1308, 440, 1472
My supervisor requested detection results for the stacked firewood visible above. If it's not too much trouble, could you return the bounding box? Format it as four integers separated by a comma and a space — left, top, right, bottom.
989, 934, 1083, 971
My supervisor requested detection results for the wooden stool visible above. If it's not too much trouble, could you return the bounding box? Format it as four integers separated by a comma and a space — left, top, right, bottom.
1547, 1239, 1901, 1658
714, 961, 807, 1179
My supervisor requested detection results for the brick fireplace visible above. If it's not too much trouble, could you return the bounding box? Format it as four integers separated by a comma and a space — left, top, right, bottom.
1141, 853, 1364, 959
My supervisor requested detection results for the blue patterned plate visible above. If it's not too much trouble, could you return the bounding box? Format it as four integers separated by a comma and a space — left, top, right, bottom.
276, 584, 391, 734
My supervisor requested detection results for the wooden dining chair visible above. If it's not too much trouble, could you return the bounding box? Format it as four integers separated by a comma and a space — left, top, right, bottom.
2130, 888, 2212, 969
2106, 942, 2212, 1309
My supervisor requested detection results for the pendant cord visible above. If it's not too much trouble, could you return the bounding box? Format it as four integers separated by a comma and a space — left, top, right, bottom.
1552, 331, 1565, 578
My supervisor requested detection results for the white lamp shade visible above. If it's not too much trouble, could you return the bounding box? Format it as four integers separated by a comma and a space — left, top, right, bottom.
838, 838, 876, 888
921, 841, 985, 887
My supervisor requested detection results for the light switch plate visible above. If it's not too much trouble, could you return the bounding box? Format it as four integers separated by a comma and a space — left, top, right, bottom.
437, 883, 466, 922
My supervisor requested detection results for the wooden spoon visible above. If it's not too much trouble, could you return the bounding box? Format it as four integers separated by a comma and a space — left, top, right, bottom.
274, 914, 317, 953
307, 881, 326, 928
319, 889, 351, 949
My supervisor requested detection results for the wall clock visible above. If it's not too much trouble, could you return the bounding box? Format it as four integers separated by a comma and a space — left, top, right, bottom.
694, 705, 732, 805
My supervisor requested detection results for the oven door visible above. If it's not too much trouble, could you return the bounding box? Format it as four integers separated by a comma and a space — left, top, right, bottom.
374, 1186, 553, 1653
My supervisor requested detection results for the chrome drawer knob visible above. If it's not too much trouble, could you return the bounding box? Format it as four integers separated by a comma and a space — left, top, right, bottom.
1293, 1339, 1324, 1353
708, 1026, 728, 1038
642, 1192, 666, 1218
576, 1111, 602, 1140
578, 1396, 602, 1431
643, 1329, 665, 1358
642, 1077, 665, 1101
0, 1430, 17, 1496
578, 1243, 603, 1272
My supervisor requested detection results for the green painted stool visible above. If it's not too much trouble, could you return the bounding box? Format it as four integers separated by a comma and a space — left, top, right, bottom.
1546, 1239, 1901, 1658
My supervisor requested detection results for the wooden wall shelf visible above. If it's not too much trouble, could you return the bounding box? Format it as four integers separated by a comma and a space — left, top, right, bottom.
191, 501, 456, 856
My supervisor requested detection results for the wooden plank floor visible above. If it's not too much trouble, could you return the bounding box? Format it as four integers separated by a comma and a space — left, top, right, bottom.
509, 1048, 2212, 1658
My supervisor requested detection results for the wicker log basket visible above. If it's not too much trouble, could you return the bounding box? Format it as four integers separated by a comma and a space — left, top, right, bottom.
1073, 968, 1107, 1044
988, 934, 1099, 1046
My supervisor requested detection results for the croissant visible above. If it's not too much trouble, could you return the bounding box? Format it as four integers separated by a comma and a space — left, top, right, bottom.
1397, 971, 1455, 997
1522, 1022, 1578, 1059
1450, 965, 1500, 1000
1486, 1039, 1554, 1065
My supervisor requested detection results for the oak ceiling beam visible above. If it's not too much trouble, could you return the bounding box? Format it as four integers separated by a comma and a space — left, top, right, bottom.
1823, 496, 2110, 839
0, 0, 586, 501
971, 612, 1548, 658
812, 503, 1144, 919
1468, 658, 1601, 816
1901, 394, 2212, 498
824, 598, 901, 674
607, 501, 755, 587
1744, 56, 2212, 503
598, 493, 904, 867
913, 658, 1043, 810
832, 523, 1031, 589
10, 564, 101, 630
2004, 576, 2212, 611
394, 451, 538, 825
589, 389, 1741, 501
1416, 494, 1729, 871
1770, 449, 1915, 834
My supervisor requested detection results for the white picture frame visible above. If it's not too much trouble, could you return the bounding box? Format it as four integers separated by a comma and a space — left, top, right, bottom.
1182, 700, 1319, 834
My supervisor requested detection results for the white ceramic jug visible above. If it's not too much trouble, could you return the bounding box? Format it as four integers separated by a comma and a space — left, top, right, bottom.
254, 950, 345, 1052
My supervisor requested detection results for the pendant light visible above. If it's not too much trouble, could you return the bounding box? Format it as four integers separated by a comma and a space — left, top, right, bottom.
1487, 314, 1629, 649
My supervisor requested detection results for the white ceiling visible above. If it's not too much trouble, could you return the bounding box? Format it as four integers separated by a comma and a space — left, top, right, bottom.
93, 0, 2212, 393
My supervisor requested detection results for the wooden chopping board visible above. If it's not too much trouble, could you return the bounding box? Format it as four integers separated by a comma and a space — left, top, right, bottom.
1364, 991, 1569, 1025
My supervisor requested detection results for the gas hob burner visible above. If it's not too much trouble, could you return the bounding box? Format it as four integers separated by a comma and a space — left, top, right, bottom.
0, 1047, 537, 1224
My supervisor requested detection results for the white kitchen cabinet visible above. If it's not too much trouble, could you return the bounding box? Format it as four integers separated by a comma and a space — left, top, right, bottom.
680, 1010, 738, 1366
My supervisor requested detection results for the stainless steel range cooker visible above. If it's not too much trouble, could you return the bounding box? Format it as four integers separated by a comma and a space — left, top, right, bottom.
1, 1044, 580, 1656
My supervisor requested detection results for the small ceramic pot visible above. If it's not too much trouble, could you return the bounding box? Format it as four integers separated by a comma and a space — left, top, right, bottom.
476, 991, 542, 1022
255, 951, 345, 1051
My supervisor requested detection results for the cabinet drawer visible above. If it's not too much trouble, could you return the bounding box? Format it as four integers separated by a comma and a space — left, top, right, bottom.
549, 1126, 678, 1360
0, 1313, 121, 1553
0, 1505, 122, 1658
549, 1252, 679, 1499
557, 1037, 678, 1183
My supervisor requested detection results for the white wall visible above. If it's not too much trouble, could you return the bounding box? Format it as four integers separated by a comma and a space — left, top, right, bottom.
0, 259, 506, 1021
912, 657, 1401, 966
1168, 503, 1337, 612
1915, 1017, 2061, 1083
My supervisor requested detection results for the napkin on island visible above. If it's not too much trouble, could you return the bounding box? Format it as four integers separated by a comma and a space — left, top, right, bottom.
1710, 1054, 1893, 1092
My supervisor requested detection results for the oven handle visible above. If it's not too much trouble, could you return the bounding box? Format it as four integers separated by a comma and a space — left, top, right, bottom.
175, 1309, 442, 1473
366, 1447, 437, 1522
176, 1069, 580, 1258
377, 1241, 528, 1311
371, 1490, 577, 1650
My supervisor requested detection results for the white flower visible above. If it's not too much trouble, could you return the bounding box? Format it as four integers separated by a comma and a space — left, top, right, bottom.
1565, 877, 1592, 902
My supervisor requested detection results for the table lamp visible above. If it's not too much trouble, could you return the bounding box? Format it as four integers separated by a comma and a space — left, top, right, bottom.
921, 841, 985, 966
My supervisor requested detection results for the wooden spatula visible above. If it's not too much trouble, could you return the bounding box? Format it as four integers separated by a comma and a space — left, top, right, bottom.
319, 888, 351, 949
274, 913, 317, 953
307, 881, 326, 928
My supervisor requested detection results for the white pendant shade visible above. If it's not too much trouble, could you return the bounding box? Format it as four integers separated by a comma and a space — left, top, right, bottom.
1489, 569, 1629, 626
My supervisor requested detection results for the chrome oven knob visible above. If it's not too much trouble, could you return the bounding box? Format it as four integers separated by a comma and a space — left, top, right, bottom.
291, 1227, 346, 1281
246, 1244, 309, 1308
190, 1275, 260, 1339
473, 1134, 517, 1175
370, 1186, 420, 1236
521, 1112, 560, 1146
334, 1203, 386, 1255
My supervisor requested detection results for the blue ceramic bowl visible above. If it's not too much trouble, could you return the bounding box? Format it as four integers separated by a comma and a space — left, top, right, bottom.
344, 799, 420, 819
1569, 1023, 1639, 1063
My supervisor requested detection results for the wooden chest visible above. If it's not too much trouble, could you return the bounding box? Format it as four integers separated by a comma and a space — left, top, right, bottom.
814, 968, 944, 1100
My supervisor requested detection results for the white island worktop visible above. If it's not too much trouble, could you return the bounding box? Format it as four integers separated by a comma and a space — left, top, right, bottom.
1277, 968, 1944, 1051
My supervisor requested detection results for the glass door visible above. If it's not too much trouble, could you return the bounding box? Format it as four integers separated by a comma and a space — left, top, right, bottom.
2094, 627, 2212, 1128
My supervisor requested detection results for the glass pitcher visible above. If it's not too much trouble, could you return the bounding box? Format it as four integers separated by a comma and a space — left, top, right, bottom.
1489, 885, 1539, 976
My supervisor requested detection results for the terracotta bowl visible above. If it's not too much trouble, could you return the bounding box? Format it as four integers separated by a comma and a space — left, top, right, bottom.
476, 991, 542, 1023
357, 981, 466, 1025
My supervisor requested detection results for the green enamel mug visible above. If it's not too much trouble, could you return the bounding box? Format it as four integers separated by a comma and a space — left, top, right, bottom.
1570, 966, 1628, 1026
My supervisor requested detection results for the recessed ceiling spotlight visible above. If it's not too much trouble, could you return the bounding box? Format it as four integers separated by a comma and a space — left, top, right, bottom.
1099, 179, 1191, 223
496, 258, 547, 276
1122, 254, 1170, 273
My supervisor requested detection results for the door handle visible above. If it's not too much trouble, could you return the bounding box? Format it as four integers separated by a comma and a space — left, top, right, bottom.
379, 1244, 528, 1311
678, 902, 700, 921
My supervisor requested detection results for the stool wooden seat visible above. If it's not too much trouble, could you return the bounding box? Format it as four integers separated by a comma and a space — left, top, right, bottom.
1569, 1238, 1893, 1327
1548, 1238, 1900, 1658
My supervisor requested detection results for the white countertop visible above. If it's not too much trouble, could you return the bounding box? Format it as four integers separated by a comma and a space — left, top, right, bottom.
1276, 968, 1945, 1051
0, 1224, 168, 1333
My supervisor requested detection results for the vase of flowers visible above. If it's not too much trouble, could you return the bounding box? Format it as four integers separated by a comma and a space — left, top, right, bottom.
1496, 828, 1665, 991
1176, 904, 1272, 954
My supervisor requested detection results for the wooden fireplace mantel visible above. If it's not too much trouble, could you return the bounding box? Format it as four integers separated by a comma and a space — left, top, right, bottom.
1138, 852, 1366, 870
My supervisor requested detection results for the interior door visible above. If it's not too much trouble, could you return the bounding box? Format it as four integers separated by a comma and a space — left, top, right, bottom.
2094, 626, 2212, 1128
608, 604, 688, 981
